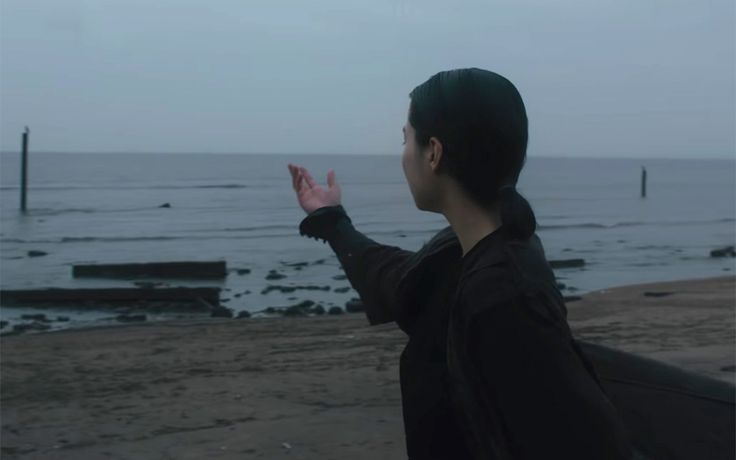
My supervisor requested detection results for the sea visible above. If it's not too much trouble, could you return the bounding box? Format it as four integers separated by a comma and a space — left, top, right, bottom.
1, 152, 734, 331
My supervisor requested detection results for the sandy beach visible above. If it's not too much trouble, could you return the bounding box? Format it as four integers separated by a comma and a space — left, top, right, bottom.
1, 275, 734, 459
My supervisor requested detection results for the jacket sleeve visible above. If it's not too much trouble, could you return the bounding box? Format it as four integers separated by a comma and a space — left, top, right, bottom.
299, 205, 415, 326
465, 294, 633, 460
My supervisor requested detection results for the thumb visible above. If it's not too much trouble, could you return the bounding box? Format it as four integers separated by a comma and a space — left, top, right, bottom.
326, 169, 337, 188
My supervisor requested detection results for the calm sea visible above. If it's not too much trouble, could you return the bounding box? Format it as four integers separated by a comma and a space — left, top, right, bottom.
1, 153, 734, 330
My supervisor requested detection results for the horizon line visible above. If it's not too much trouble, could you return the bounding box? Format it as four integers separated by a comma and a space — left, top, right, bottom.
0, 150, 733, 161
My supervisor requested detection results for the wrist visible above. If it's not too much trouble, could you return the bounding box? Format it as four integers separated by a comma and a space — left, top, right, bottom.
299, 205, 351, 242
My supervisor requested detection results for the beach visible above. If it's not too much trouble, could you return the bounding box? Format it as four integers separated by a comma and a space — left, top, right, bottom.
1, 275, 734, 459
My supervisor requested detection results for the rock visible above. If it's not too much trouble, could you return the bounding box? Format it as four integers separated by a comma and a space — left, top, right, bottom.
332, 274, 348, 281
265, 270, 287, 281
720, 365, 736, 372
56, 316, 70, 322
13, 322, 51, 333
210, 306, 233, 318
261, 285, 296, 295
345, 300, 364, 313
549, 259, 585, 269
20, 313, 50, 322
710, 246, 735, 258
27, 250, 48, 258
264, 307, 278, 314
563, 296, 582, 303
293, 300, 315, 309
313, 259, 326, 265
310, 305, 325, 315
644, 291, 674, 298
283, 261, 309, 269
334, 287, 351, 293
284, 305, 308, 317
221, 298, 231, 303
115, 314, 147, 322
284, 300, 316, 317
159, 203, 171, 208
261, 285, 330, 295
236, 268, 251, 275
328, 306, 344, 315
0, 320, 8, 329
236, 311, 252, 319
234, 293, 242, 298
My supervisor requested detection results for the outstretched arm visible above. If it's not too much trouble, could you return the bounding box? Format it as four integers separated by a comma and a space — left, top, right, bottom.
288, 164, 415, 326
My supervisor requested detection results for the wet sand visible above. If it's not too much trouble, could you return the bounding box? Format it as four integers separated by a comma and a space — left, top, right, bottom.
1, 275, 734, 459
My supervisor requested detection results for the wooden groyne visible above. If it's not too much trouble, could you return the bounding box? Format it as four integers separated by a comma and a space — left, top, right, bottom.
0, 287, 220, 310
72, 261, 227, 279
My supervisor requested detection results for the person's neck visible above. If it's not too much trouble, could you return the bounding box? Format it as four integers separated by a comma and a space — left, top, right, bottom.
439, 187, 502, 257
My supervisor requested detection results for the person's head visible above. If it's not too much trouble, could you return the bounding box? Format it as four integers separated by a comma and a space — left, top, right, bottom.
401, 67, 536, 240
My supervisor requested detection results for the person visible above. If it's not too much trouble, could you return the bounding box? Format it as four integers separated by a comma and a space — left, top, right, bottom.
287, 68, 635, 459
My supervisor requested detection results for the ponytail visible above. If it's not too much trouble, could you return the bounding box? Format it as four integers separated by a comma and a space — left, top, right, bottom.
498, 185, 536, 240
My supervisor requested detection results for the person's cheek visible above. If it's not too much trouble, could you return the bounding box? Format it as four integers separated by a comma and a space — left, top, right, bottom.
401, 149, 409, 180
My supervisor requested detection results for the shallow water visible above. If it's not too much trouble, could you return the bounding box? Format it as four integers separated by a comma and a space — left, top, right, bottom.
1, 153, 734, 331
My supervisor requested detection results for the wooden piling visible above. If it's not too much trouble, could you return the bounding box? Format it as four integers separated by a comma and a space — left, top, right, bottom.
641, 167, 647, 198
20, 127, 29, 212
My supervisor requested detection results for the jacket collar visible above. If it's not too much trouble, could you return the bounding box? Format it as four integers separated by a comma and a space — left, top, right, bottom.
460, 225, 509, 276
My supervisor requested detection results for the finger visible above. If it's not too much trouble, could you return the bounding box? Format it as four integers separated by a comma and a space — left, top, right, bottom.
288, 165, 300, 192
295, 171, 305, 193
327, 169, 337, 188
300, 167, 317, 189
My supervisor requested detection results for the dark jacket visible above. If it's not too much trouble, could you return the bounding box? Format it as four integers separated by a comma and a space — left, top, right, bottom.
299, 205, 734, 460
444, 227, 632, 459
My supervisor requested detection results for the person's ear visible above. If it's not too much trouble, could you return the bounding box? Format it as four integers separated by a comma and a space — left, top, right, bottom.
427, 137, 443, 173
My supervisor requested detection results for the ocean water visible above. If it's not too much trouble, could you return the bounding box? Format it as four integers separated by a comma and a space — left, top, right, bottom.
1, 153, 734, 330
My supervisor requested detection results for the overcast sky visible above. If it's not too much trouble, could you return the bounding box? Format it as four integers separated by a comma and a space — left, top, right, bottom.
0, 0, 734, 158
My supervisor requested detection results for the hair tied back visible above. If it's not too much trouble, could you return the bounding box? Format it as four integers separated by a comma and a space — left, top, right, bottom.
498, 185, 536, 240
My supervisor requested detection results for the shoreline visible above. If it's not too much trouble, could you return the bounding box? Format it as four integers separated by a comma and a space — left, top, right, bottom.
1, 273, 733, 337
1, 275, 734, 459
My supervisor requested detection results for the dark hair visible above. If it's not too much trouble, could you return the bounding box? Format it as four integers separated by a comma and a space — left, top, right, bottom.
409, 67, 536, 240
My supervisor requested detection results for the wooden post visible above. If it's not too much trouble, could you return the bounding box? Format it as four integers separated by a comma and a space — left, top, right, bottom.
20, 126, 29, 212
641, 166, 647, 198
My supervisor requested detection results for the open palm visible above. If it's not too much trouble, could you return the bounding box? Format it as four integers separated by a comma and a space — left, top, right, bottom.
288, 164, 342, 214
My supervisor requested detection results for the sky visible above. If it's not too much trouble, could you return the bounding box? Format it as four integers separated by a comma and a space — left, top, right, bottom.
0, 0, 734, 158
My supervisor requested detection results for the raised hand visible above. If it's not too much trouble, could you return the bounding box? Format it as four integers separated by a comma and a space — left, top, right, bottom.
287, 164, 342, 214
